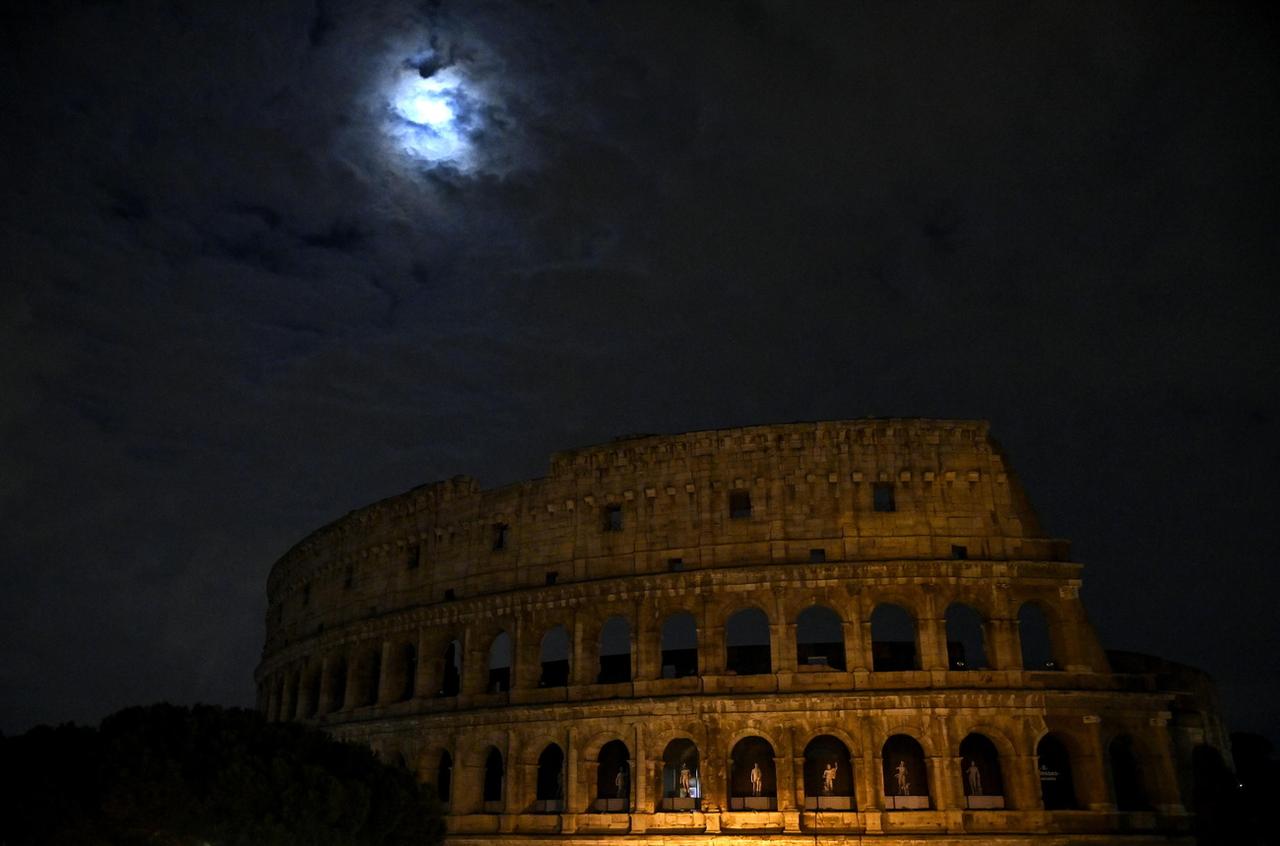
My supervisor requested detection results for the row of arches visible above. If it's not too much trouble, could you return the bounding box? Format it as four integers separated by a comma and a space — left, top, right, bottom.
478, 602, 1057, 691
428, 730, 1159, 814
263, 599, 1066, 720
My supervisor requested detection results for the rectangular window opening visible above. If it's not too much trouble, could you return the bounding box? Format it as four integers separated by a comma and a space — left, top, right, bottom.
809, 548, 826, 563
873, 482, 896, 512
407, 544, 420, 570
443, 588, 456, 601
545, 571, 558, 585
668, 557, 684, 572
492, 523, 510, 551
729, 489, 752, 519
603, 504, 623, 532
343, 566, 354, 590
951, 544, 968, 560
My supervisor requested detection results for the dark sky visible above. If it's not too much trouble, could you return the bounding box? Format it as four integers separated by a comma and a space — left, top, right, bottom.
3, 1, 1278, 742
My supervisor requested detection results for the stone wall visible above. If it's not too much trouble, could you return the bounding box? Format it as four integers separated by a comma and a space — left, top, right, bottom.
255, 419, 1221, 843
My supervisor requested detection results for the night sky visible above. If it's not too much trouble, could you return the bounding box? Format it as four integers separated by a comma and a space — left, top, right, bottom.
3, 2, 1278, 744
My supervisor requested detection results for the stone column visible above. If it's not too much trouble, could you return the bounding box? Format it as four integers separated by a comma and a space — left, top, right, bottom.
856, 717, 880, 812
316, 655, 333, 716
565, 726, 583, 818
917, 616, 947, 671
774, 621, 797, 673
635, 607, 658, 680
1079, 717, 1113, 811
342, 655, 360, 711
1147, 718, 1187, 814
842, 619, 865, 673
986, 618, 1019, 670
463, 626, 487, 695
632, 722, 647, 824
377, 640, 395, 704
571, 614, 589, 687
414, 629, 433, 698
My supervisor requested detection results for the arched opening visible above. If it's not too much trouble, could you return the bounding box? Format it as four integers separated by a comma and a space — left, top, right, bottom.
487, 631, 511, 693
803, 735, 854, 809
482, 747, 504, 811
660, 612, 698, 678
1018, 602, 1057, 670
660, 738, 701, 810
399, 643, 417, 701
871, 604, 917, 671
960, 733, 1005, 808
1109, 735, 1148, 811
539, 625, 570, 687
436, 750, 453, 804
882, 734, 929, 809
535, 743, 565, 812
329, 656, 347, 711
361, 646, 381, 706
1037, 734, 1077, 809
595, 739, 630, 812
305, 669, 321, 718
945, 604, 988, 670
796, 605, 846, 670
597, 615, 632, 684
729, 736, 777, 810
725, 607, 771, 675
439, 638, 461, 697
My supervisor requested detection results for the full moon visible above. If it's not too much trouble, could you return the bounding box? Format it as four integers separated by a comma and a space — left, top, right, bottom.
386, 63, 477, 170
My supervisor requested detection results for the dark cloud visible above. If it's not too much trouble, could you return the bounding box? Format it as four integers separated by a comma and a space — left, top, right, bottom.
1, 0, 1278, 742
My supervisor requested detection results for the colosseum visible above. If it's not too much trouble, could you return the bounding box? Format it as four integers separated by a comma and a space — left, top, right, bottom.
257, 419, 1231, 844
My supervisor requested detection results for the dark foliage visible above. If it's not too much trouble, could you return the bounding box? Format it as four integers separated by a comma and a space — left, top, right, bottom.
0, 704, 444, 846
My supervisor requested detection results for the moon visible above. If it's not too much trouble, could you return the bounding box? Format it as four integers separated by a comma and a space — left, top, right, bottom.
386, 61, 479, 171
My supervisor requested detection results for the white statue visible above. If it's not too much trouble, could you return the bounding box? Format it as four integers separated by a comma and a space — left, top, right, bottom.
615, 764, 627, 799
822, 761, 838, 794
678, 762, 693, 798
750, 762, 763, 796
966, 759, 982, 795
894, 760, 910, 795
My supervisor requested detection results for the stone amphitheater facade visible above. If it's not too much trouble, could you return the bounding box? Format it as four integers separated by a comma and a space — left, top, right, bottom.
257, 419, 1230, 844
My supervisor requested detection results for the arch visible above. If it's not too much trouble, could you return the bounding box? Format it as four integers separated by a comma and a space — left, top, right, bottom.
439, 638, 461, 697
535, 743, 565, 811
796, 605, 846, 671
360, 645, 381, 706
803, 734, 854, 809
944, 603, 988, 670
1037, 733, 1077, 809
959, 733, 1005, 809
398, 642, 417, 701
882, 734, 929, 809
539, 625, 570, 687
595, 739, 631, 812
871, 604, 918, 671
660, 611, 698, 678
304, 667, 321, 718
660, 738, 701, 810
1018, 602, 1058, 670
1109, 734, 1149, 811
729, 736, 777, 810
725, 607, 771, 675
435, 750, 453, 804
482, 747, 504, 809
597, 615, 632, 684
328, 655, 347, 711
487, 631, 512, 692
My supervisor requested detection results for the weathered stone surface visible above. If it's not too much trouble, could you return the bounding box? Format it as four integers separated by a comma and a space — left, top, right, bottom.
256, 419, 1225, 844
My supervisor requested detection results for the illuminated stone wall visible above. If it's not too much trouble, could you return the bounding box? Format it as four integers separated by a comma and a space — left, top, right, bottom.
257, 419, 1221, 844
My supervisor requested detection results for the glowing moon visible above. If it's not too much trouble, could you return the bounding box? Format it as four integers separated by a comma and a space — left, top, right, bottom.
386, 64, 477, 170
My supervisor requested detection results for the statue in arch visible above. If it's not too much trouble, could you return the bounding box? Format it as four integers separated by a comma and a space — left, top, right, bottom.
966, 759, 982, 795
894, 760, 910, 795
822, 761, 838, 794
678, 762, 693, 797
750, 762, 763, 796
615, 764, 627, 799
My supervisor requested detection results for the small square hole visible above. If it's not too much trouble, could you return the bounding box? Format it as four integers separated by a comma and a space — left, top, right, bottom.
951, 544, 968, 560
809, 548, 826, 563
406, 544, 420, 570
545, 571, 558, 585
443, 588, 456, 601
729, 489, 752, 519
668, 557, 684, 572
